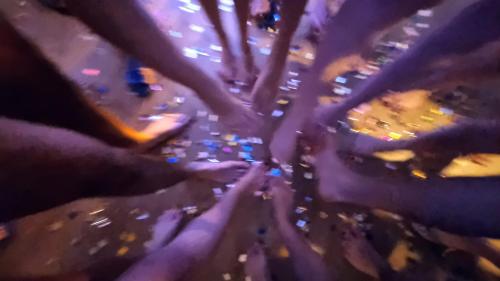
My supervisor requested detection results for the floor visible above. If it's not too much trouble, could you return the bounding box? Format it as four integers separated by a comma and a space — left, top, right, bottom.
0, 0, 499, 280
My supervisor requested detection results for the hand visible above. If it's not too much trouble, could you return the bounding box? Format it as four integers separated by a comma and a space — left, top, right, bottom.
187, 161, 250, 182
234, 164, 268, 194
219, 100, 262, 135
270, 177, 294, 219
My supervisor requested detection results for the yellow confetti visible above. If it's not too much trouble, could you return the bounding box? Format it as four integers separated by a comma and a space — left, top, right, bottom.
419, 115, 434, 122
116, 246, 129, 257
388, 240, 421, 271
277, 246, 290, 258
119, 232, 137, 242
276, 99, 289, 105
139, 67, 157, 84
411, 169, 427, 179
388, 132, 402, 140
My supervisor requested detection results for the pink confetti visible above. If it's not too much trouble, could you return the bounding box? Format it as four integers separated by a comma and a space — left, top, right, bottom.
222, 147, 232, 153
81, 68, 101, 76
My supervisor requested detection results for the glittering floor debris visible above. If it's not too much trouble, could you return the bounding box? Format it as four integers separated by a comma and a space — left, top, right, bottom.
1, 1, 498, 281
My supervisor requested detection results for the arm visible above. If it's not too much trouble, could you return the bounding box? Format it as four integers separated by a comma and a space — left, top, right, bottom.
271, 179, 331, 281
65, 0, 251, 128
317, 135, 500, 238
117, 165, 266, 281
276, 218, 332, 281
350, 120, 500, 155
0, 118, 248, 221
319, 0, 500, 127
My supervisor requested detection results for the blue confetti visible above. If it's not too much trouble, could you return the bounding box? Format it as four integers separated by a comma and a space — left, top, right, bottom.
242, 144, 253, 152
268, 168, 282, 177
166, 157, 179, 164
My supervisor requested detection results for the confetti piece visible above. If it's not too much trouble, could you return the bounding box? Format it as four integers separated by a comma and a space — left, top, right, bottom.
174, 96, 185, 104
188, 24, 205, 33
116, 246, 129, 256
210, 44, 223, 51
81, 68, 100, 76
182, 47, 198, 58
295, 206, 307, 214
268, 168, 282, 177
197, 152, 209, 159
90, 217, 112, 228
259, 48, 271, 55
222, 147, 233, 153
168, 30, 183, 38
196, 110, 208, 117
47, 221, 64, 232
276, 99, 289, 105
271, 110, 284, 117
388, 132, 402, 140
119, 232, 137, 242
212, 188, 224, 197
238, 254, 248, 263
304, 172, 313, 179
167, 157, 179, 164
182, 206, 198, 215
417, 9, 433, 17
319, 211, 329, 219
208, 114, 219, 122
296, 220, 307, 228
229, 87, 241, 94
335, 76, 347, 84
411, 169, 427, 179
222, 273, 232, 280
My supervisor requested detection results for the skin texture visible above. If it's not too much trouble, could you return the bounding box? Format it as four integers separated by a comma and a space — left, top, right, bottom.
117, 165, 267, 281
64, 0, 259, 133
315, 134, 500, 238
251, 0, 308, 114
0, 118, 249, 222
270, 0, 443, 162
317, 0, 500, 127
271, 178, 332, 281
0, 15, 146, 147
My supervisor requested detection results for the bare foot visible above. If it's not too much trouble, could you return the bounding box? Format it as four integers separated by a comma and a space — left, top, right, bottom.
218, 101, 262, 135
314, 134, 365, 202
136, 114, 192, 152
233, 164, 268, 195
244, 243, 270, 281
270, 177, 294, 220
342, 224, 390, 279
218, 50, 238, 83
251, 72, 281, 115
144, 209, 183, 253
187, 160, 250, 183
412, 223, 500, 267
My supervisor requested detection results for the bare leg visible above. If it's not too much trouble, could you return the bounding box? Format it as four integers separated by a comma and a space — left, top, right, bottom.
315, 134, 500, 238
270, 0, 443, 162
0, 16, 145, 147
199, 0, 238, 82
66, 0, 259, 132
413, 224, 500, 268
0, 118, 249, 221
342, 224, 396, 280
317, 0, 500, 127
117, 165, 267, 281
251, 0, 308, 114
235, 0, 258, 84
244, 243, 271, 281
271, 178, 331, 281
144, 209, 184, 253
